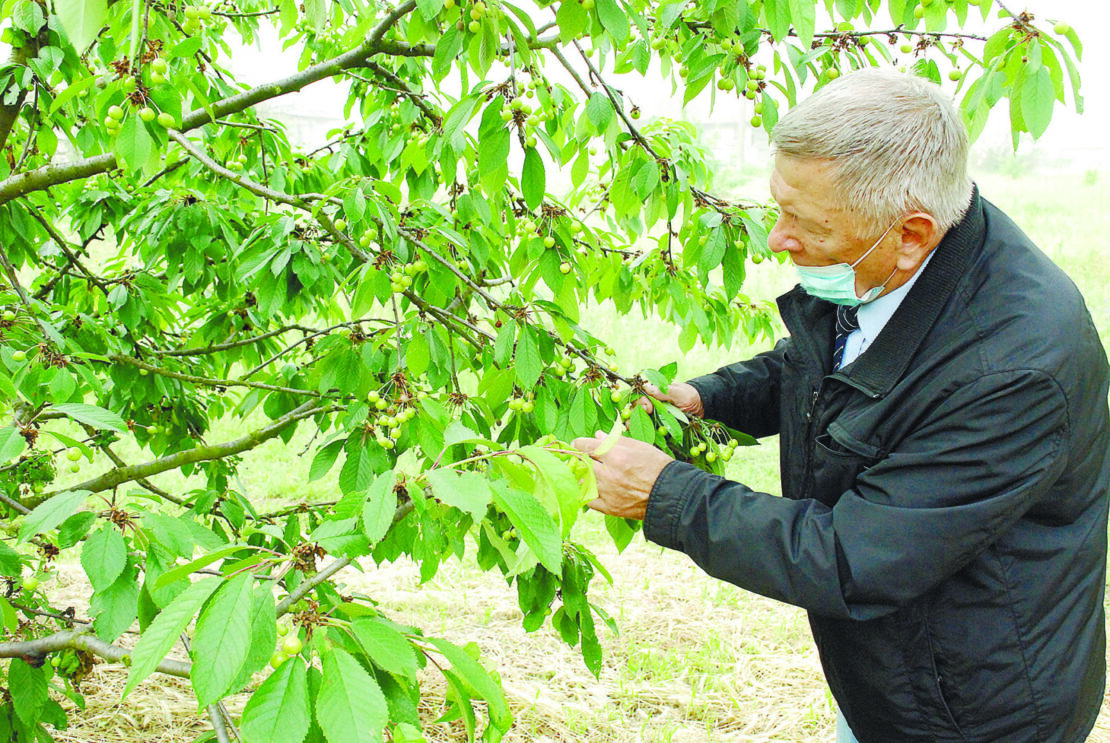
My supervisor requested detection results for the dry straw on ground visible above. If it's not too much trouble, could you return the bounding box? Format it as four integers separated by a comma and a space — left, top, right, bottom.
31, 536, 1110, 742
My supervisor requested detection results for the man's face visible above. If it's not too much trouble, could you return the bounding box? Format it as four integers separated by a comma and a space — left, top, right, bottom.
768, 155, 899, 297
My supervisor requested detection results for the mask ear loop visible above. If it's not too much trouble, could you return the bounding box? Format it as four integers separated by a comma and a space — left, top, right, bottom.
853, 218, 903, 303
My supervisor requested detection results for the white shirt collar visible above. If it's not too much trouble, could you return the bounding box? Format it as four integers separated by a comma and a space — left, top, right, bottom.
841, 250, 936, 366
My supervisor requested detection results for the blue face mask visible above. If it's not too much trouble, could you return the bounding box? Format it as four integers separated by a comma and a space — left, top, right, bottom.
796, 219, 900, 306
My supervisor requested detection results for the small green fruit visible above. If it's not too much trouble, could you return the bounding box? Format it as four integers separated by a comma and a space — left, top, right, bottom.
914, 4, 925, 18
22, 576, 39, 592
2, 310, 14, 321
270, 652, 287, 669
139, 106, 157, 122
67, 447, 82, 462
1054, 22, 1070, 35
750, 114, 763, 128
610, 390, 622, 403
468, 19, 481, 32
282, 635, 303, 656
559, 262, 571, 274
156, 112, 177, 128
543, 236, 555, 248
581, 0, 594, 8
900, 42, 914, 54
108, 105, 125, 120
825, 68, 840, 80
11, 350, 26, 362
949, 69, 963, 82
334, 219, 347, 232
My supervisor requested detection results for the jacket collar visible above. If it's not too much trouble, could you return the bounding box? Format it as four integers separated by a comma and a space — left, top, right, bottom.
777, 185, 985, 398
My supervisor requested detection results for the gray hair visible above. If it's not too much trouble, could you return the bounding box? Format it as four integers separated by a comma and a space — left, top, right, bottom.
770, 68, 973, 235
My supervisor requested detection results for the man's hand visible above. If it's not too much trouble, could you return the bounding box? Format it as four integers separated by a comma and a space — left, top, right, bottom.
572, 432, 674, 520
633, 382, 704, 418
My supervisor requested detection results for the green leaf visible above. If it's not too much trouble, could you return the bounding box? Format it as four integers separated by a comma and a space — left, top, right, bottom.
585, 93, 614, 132
12, 1, 45, 34
0, 426, 25, 463
595, 0, 630, 43
1021, 65, 1055, 139
556, 0, 589, 41
425, 469, 492, 522
491, 482, 563, 574
51, 403, 126, 432
55, 0, 107, 49
340, 436, 386, 495
82, 526, 128, 591
308, 439, 344, 482
362, 471, 398, 544
91, 567, 140, 642
514, 326, 542, 389
427, 637, 512, 729
316, 647, 389, 743
8, 658, 47, 727
241, 659, 310, 743
350, 618, 420, 681
19, 490, 90, 542
124, 576, 220, 699
153, 543, 249, 591
521, 147, 545, 210
0, 540, 22, 577
405, 333, 430, 377
787, 0, 815, 49
191, 572, 255, 708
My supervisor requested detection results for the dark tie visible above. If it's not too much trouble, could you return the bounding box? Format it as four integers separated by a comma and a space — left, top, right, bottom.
832, 305, 861, 370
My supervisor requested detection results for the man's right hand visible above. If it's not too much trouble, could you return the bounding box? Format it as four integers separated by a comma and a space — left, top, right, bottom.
633, 382, 704, 419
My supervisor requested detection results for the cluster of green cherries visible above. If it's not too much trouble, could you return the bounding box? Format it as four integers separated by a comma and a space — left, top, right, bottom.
368, 389, 419, 450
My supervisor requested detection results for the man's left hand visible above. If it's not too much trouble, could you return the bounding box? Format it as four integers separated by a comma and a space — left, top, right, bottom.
572, 432, 674, 520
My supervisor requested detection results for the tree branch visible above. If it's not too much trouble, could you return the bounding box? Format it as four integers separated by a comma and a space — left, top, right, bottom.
111, 353, 325, 398
24, 400, 327, 507
0, 629, 190, 678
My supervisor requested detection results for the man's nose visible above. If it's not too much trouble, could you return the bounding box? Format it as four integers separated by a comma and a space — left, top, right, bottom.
767, 220, 798, 254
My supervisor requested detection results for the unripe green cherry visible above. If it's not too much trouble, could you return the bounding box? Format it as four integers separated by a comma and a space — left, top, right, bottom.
108, 105, 125, 120
559, 261, 571, 274
156, 112, 177, 128
270, 652, 286, 669
949, 69, 963, 82
521, 400, 534, 413
22, 575, 39, 592
67, 447, 82, 461
334, 218, 347, 232
543, 236, 555, 248
1054, 22, 1070, 35
12, 350, 27, 362
139, 107, 157, 122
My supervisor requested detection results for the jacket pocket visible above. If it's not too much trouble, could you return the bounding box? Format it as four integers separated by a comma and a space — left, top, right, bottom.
810, 421, 883, 505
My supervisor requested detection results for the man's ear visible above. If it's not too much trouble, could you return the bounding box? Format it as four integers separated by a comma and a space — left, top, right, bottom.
895, 212, 941, 271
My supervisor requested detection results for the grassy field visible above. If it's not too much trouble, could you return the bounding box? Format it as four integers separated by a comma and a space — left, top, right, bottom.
47, 171, 1110, 742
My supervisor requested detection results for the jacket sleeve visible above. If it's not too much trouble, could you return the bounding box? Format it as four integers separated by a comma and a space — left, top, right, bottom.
685, 339, 788, 438
644, 369, 1069, 620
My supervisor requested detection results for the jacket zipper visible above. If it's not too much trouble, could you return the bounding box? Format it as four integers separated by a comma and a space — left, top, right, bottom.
800, 383, 823, 499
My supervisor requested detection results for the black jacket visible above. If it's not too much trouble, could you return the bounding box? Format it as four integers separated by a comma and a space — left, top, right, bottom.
644, 189, 1110, 742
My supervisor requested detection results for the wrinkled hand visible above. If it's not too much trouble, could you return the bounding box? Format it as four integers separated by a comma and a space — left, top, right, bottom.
572, 431, 674, 520
632, 382, 704, 418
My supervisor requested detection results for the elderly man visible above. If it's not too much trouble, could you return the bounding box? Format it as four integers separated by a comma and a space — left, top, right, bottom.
575, 69, 1109, 742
